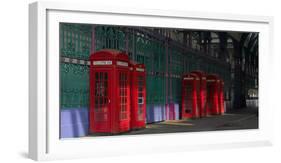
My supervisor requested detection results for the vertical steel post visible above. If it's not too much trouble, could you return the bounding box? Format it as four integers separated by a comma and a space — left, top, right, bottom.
132, 29, 136, 61
125, 28, 129, 54
165, 39, 169, 105
91, 25, 96, 54
189, 32, 192, 48
169, 47, 172, 103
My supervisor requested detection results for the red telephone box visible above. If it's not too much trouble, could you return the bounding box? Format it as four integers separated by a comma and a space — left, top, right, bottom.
191, 71, 207, 118
181, 73, 200, 118
129, 62, 146, 129
89, 49, 130, 134
218, 80, 225, 114
206, 74, 220, 115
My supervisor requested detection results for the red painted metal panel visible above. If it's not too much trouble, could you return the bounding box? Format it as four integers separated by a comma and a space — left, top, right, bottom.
181, 73, 200, 119
218, 80, 225, 114
89, 49, 130, 134
129, 62, 146, 129
206, 74, 220, 115
191, 71, 207, 118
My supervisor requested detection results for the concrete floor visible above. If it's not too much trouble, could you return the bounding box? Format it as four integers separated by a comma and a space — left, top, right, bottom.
89, 107, 258, 137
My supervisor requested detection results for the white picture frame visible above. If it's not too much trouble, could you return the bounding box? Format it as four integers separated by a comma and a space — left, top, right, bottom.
29, 1, 274, 161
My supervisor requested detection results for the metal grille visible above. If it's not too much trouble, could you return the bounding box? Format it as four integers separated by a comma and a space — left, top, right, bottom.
60, 23, 231, 110
94, 72, 108, 121
60, 24, 91, 109
60, 63, 89, 108
95, 26, 126, 51
119, 72, 128, 120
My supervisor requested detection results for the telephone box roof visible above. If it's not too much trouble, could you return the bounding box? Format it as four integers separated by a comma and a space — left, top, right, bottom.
90, 49, 129, 61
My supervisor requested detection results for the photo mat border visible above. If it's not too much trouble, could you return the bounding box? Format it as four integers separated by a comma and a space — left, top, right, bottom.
29, 1, 274, 161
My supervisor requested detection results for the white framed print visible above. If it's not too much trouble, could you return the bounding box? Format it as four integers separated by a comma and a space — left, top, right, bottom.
29, 1, 274, 161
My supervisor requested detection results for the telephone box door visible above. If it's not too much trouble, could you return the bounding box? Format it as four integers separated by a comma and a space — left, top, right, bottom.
219, 81, 225, 114
206, 76, 219, 115
91, 70, 111, 132
182, 76, 198, 118
117, 70, 130, 132
132, 72, 146, 128
190, 71, 207, 118
183, 81, 194, 118
136, 74, 146, 124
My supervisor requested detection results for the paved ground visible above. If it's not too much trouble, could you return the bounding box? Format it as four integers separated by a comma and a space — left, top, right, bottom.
89, 107, 258, 137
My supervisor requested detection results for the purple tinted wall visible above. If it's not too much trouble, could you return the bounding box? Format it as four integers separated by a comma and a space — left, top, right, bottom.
60, 108, 89, 138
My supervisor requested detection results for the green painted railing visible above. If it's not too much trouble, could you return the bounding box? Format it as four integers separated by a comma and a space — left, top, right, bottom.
60, 23, 232, 108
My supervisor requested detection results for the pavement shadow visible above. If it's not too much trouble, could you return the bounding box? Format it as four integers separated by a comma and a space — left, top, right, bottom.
19, 151, 29, 159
